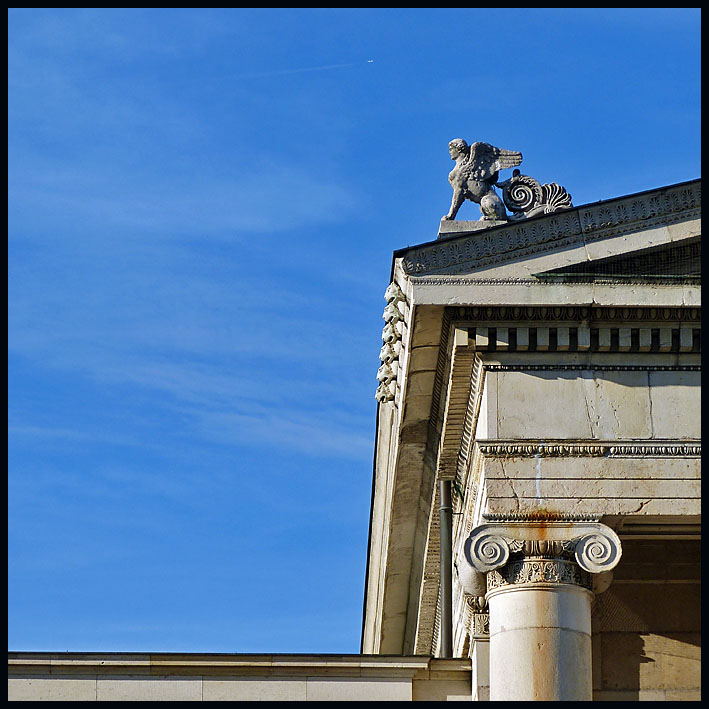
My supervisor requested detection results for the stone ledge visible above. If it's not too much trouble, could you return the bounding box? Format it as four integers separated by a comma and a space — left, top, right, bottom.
7, 653, 470, 679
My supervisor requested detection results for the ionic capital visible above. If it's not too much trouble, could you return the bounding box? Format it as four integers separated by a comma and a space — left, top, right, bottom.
463, 521, 622, 592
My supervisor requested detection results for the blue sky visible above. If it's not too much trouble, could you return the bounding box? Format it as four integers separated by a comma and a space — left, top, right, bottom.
8, 8, 701, 653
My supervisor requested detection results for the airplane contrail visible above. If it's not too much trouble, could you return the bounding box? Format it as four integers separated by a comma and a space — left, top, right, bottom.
228, 61, 373, 81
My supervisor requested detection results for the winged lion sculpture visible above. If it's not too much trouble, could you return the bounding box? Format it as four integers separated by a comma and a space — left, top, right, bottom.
441, 138, 572, 223
442, 138, 523, 222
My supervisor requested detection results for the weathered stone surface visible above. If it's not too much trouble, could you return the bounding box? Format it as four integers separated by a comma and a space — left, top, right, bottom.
493, 368, 700, 441
203, 678, 306, 701
411, 678, 471, 701
8, 677, 97, 701
489, 586, 593, 701
306, 677, 412, 701
7, 655, 473, 702
600, 633, 700, 691
96, 677, 202, 701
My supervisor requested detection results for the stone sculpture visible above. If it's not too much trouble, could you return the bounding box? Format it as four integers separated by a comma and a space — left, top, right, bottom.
442, 138, 572, 223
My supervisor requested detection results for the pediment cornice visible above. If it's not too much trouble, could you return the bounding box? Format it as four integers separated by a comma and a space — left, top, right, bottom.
399, 179, 700, 277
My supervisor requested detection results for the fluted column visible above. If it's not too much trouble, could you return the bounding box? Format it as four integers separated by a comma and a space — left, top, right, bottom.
464, 522, 621, 701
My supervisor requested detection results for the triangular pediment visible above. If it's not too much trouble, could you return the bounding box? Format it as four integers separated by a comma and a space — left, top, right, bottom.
396, 179, 701, 281
533, 238, 700, 284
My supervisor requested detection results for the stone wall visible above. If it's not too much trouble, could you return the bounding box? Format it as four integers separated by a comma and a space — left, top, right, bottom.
591, 539, 701, 701
8, 654, 471, 702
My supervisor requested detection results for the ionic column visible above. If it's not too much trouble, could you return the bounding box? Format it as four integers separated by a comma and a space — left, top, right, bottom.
464, 522, 621, 701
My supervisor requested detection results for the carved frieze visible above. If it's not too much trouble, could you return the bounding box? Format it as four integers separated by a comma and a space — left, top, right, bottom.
413, 276, 700, 285
448, 305, 701, 323
477, 442, 701, 458
483, 512, 600, 522
487, 558, 592, 591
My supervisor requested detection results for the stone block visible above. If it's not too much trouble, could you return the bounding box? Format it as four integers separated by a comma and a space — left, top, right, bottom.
485, 496, 700, 518
403, 369, 436, 399
598, 328, 611, 351
470, 639, 489, 702
665, 689, 703, 700
410, 306, 445, 347
486, 476, 699, 502
599, 632, 700, 691
496, 371, 595, 439
8, 676, 97, 701
583, 226, 671, 261
493, 368, 699, 441
667, 217, 701, 243
203, 677, 306, 701
476, 375, 497, 439
647, 370, 701, 439
536, 327, 549, 350
483, 456, 699, 481
96, 676, 202, 701
412, 678, 471, 701
679, 326, 694, 352
596, 585, 700, 633
453, 327, 468, 347
305, 677, 412, 701
638, 328, 652, 351
407, 345, 439, 373
618, 327, 632, 351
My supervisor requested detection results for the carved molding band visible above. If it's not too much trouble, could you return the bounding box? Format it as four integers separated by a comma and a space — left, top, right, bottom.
413, 277, 700, 285
483, 512, 600, 522
463, 324, 700, 354
484, 364, 700, 372
477, 442, 701, 458
376, 282, 407, 403
487, 558, 592, 591
449, 306, 701, 323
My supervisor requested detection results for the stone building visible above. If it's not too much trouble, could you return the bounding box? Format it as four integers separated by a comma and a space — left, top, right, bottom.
363, 176, 701, 700
8, 177, 701, 700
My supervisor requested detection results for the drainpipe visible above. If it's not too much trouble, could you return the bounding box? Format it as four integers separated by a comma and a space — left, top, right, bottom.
439, 479, 453, 658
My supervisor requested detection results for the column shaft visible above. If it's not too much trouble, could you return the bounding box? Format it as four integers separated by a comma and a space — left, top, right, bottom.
488, 583, 593, 701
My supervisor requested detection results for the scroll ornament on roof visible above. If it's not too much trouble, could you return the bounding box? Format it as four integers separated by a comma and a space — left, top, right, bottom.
442, 139, 573, 223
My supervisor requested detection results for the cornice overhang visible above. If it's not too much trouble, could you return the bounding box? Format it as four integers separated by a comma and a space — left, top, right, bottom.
395, 179, 700, 277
